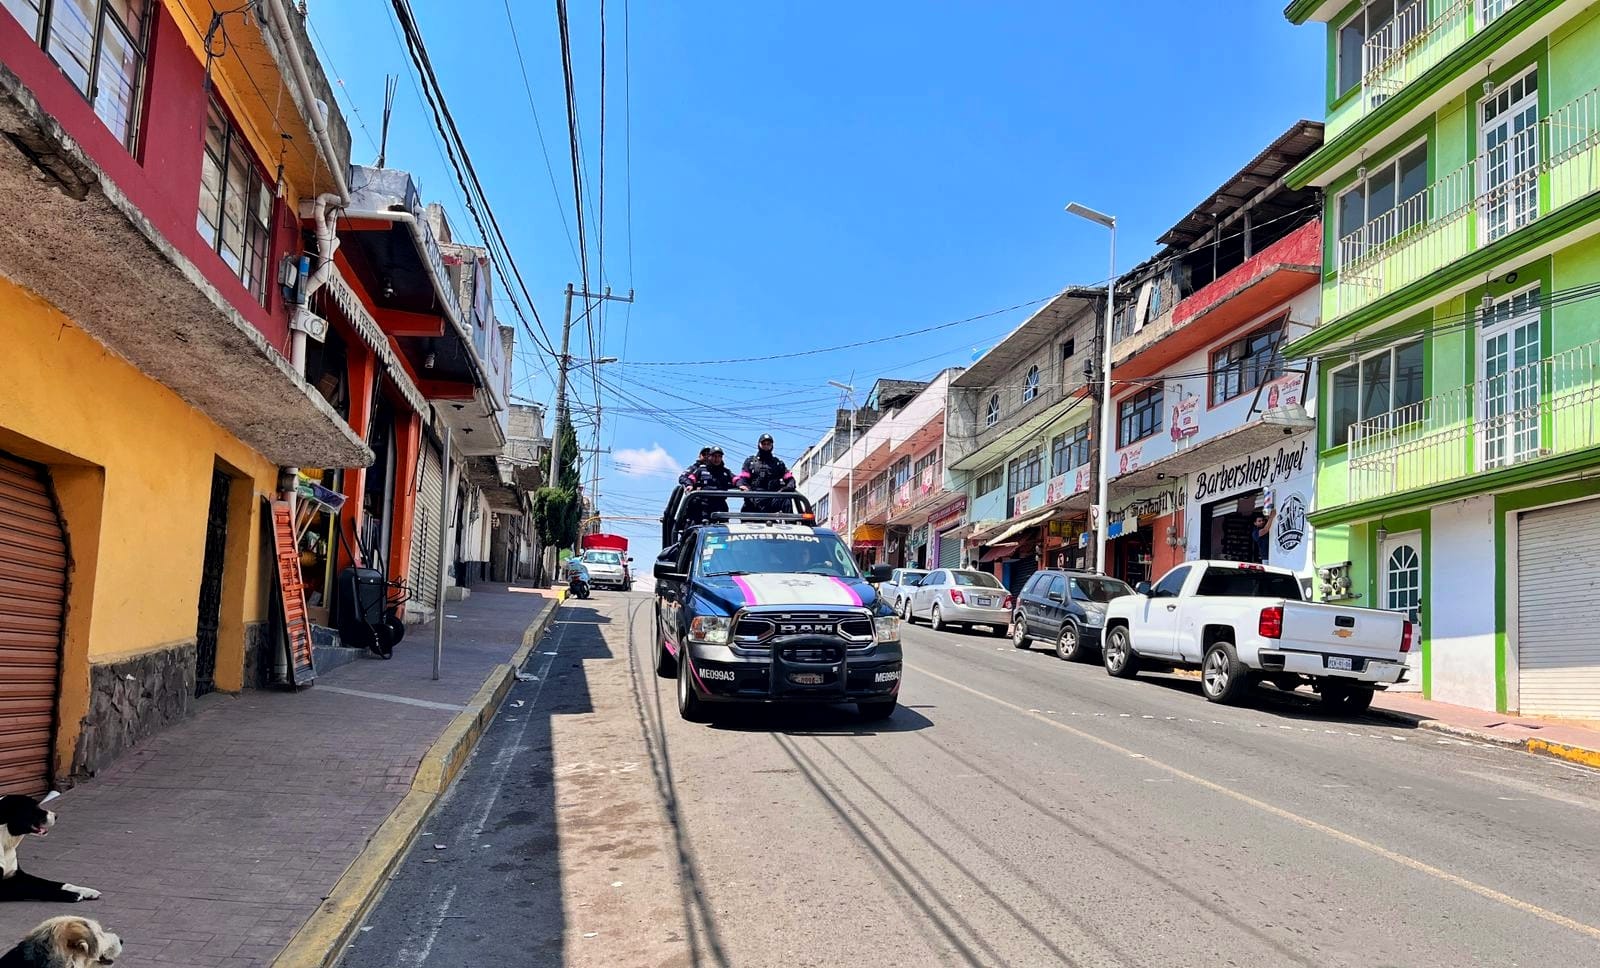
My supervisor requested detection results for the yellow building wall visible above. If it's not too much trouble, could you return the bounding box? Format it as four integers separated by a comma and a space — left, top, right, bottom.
0, 279, 278, 774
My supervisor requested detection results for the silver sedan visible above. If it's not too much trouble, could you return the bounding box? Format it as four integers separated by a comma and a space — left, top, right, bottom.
908, 568, 1012, 633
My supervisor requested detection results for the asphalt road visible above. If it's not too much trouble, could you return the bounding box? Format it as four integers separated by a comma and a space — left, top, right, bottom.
342, 589, 1600, 968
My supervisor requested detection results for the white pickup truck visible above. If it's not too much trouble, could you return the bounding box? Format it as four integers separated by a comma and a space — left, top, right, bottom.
1101, 560, 1414, 713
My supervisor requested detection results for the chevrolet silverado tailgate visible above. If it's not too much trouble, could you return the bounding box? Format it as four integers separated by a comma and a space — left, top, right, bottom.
1278, 601, 1408, 660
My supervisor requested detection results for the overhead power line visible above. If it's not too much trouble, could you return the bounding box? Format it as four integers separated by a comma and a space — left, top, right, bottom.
625, 294, 1063, 367
388, 0, 560, 363
499, 0, 581, 269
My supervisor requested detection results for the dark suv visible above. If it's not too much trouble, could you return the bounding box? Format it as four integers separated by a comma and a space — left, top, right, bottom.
1010, 570, 1134, 661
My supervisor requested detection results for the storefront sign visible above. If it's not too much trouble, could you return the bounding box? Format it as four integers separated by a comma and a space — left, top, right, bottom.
1182, 433, 1316, 575
1107, 483, 1185, 529
1045, 474, 1067, 505
929, 497, 967, 529
1168, 381, 1201, 441
1118, 441, 1146, 475
1191, 440, 1308, 503
1261, 373, 1305, 411
1014, 488, 1034, 515
1275, 492, 1308, 550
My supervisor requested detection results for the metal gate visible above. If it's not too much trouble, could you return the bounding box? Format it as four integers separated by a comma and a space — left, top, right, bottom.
194, 469, 230, 697
409, 435, 445, 615
937, 527, 963, 570
0, 453, 67, 794
1516, 499, 1600, 718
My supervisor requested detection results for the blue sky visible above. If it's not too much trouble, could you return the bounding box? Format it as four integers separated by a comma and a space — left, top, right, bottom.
308, 1, 1325, 561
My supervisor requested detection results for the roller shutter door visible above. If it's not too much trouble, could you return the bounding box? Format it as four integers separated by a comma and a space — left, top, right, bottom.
1516, 499, 1600, 718
937, 528, 963, 570
0, 453, 66, 795
409, 437, 445, 615
1006, 557, 1039, 595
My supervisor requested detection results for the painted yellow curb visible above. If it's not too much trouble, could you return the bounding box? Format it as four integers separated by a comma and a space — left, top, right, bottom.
1527, 738, 1600, 770
272, 598, 561, 968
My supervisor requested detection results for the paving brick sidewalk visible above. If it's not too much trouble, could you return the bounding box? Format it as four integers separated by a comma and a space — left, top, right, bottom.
1372, 691, 1600, 759
0, 584, 552, 967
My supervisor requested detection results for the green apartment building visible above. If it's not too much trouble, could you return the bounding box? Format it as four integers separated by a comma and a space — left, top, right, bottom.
1286, 0, 1600, 717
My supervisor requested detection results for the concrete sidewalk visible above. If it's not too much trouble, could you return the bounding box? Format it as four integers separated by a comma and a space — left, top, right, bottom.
0, 584, 553, 967
1371, 691, 1600, 768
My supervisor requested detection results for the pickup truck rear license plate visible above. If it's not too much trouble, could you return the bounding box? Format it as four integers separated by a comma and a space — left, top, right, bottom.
976, 597, 994, 606
1327, 656, 1354, 671
789, 672, 825, 685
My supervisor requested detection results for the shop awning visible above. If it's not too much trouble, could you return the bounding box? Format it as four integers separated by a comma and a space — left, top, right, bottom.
980, 542, 1019, 562
853, 523, 886, 544
985, 510, 1054, 547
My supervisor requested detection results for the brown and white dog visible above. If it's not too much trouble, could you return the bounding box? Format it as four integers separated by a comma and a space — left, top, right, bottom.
0, 796, 99, 904
0, 916, 121, 967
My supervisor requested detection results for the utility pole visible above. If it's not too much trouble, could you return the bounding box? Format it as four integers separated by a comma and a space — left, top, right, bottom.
548, 285, 635, 493
545, 284, 633, 583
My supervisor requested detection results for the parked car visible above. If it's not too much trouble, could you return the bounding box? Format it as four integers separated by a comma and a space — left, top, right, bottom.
907, 568, 1012, 635
1011, 571, 1133, 661
578, 549, 628, 590
882, 568, 928, 617
1102, 560, 1414, 713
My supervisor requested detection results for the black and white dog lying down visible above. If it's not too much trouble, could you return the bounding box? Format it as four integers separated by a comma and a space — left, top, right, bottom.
0, 916, 121, 967
0, 796, 99, 904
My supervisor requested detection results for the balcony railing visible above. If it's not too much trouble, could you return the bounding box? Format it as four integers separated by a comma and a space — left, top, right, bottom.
1332, 0, 1524, 140
1346, 339, 1600, 504
1334, 86, 1600, 318
889, 462, 945, 518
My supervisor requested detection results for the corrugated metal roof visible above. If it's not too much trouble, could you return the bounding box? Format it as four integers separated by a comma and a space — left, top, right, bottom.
1157, 120, 1325, 250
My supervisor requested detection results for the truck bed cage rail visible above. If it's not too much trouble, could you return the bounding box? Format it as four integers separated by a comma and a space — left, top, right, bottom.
660, 487, 815, 547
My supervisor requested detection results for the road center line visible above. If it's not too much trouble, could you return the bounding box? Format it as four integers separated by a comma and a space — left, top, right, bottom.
910, 663, 1600, 944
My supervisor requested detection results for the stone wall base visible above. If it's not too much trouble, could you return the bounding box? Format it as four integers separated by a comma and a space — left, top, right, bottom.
241, 620, 272, 691
70, 642, 196, 782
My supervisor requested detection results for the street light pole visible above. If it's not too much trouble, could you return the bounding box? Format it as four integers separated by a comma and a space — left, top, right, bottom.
1066, 202, 1117, 576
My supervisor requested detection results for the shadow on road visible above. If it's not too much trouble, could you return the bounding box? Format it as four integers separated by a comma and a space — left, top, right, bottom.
708, 703, 935, 736
339, 598, 614, 968
1132, 670, 1424, 730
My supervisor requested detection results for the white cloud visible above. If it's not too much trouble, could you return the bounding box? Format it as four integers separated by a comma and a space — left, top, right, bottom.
612, 444, 682, 480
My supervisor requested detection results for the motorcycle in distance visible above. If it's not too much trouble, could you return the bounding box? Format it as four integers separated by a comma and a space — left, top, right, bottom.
566, 558, 593, 600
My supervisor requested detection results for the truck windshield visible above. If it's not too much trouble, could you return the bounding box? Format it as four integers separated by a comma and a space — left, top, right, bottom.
1195, 567, 1304, 600
584, 551, 623, 565
700, 531, 861, 578
1071, 577, 1132, 603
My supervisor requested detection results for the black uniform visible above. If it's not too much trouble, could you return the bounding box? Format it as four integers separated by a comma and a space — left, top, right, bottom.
680, 462, 736, 526
737, 451, 795, 514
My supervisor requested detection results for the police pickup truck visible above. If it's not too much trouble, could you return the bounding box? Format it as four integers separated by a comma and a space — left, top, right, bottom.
652, 489, 902, 723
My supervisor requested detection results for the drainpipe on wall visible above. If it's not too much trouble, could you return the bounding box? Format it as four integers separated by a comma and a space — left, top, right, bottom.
290, 192, 343, 376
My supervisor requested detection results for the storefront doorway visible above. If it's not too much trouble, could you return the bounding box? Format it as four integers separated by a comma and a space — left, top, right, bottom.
1115, 524, 1155, 587
1201, 490, 1266, 563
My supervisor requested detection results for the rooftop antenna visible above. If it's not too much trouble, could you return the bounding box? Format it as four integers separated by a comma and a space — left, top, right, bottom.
376, 74, 398, 168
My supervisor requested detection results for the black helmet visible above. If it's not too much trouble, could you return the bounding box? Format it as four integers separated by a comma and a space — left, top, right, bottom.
708, 445, 724, 455
759, 433, 774, 445
698, 447, 711, 457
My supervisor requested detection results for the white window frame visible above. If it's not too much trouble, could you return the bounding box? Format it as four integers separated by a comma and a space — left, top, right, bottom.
1335, 136, 1429, 266
985, 393, 1000, 427
1329, 339, 1425, 447
1022, 365, 1041, 403
1476, 65, 1540, 246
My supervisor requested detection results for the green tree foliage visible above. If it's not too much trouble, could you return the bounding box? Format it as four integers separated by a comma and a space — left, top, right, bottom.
533, 416, 583, 551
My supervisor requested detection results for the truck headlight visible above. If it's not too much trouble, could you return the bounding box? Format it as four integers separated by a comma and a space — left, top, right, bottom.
688, 615, 732, 645
874, 615, 901, 644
